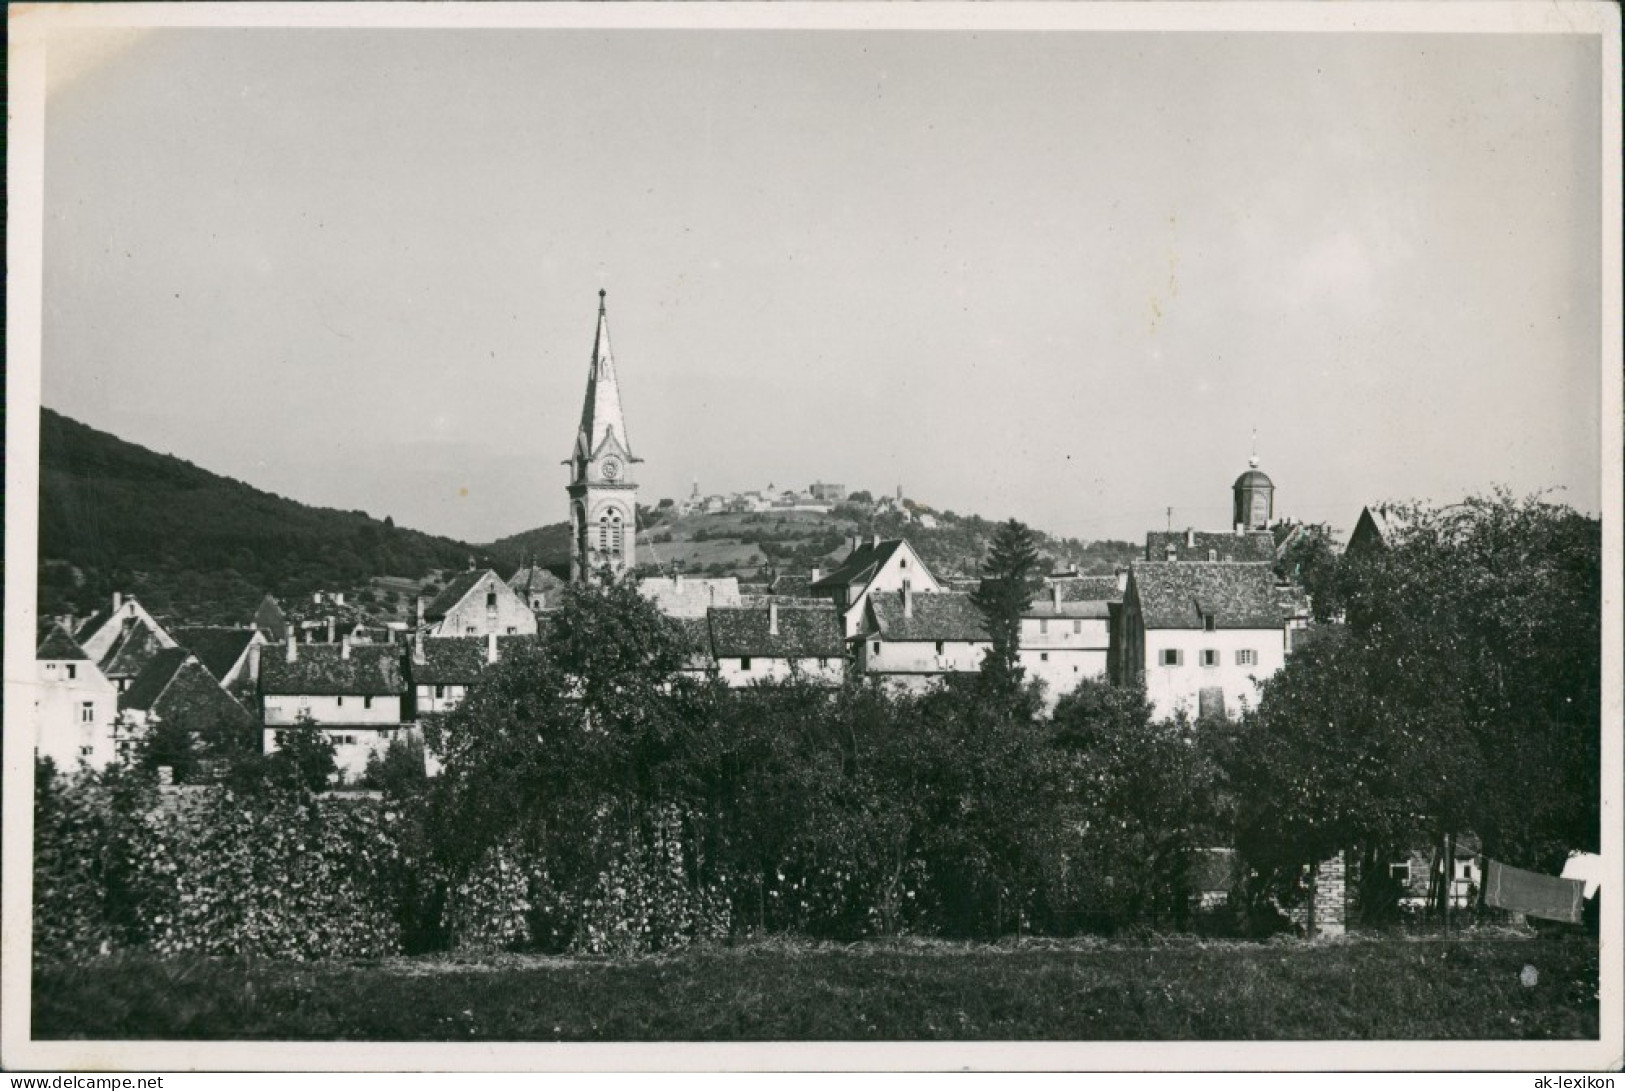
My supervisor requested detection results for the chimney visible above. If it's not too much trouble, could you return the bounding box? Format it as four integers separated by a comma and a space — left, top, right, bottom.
903, 587, 914, 619
248, 643, 262, 682
769, 601, 780, 636
341, 635, 352, 660
287, 627, 299, 663
871, 534, 881, 548
675, 573, 685, 592
326, 616, 335, 644
1186, 528, 1196, 549
487, 631, 499, 664
847, 535, 859, 553
811, 567, 822, 583
314, 591, 323, 605
112, 591, 124, 614
1052, 584, 1062, 609
415, 595, 426, 627
412, 633, 426, 666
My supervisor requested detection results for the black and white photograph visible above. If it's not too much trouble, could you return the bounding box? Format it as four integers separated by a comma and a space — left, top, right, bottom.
4, 1, 1621, 1075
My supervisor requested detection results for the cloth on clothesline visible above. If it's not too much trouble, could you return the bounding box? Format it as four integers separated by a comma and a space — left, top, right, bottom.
1559, 851, 1604, 900
1483, 859, 1585, 923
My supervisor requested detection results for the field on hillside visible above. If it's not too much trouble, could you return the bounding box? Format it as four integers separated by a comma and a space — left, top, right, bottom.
33, 931, 1599, 1042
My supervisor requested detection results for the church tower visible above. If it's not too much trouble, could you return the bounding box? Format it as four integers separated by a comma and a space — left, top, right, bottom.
1232, 437, 1275, 531
565, 290, 641, 583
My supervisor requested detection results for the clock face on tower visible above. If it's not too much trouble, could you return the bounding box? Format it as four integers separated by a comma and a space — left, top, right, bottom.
601, 457, 623, 482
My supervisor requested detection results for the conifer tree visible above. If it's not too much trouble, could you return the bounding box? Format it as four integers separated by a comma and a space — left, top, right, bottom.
971, 519, 1045, 698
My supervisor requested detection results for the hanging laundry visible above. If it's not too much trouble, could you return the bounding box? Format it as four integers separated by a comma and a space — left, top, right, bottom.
1483, 859, 1585, 924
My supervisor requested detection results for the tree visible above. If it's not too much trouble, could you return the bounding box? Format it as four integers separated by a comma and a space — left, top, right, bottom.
1227, 492, 1601, 921
363, 733, 429, 796
971, 519, 1045, 700
1275, 523, 1344, 621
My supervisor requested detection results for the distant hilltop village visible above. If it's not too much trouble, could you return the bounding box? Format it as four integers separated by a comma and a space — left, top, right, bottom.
36, 291, 1343, 789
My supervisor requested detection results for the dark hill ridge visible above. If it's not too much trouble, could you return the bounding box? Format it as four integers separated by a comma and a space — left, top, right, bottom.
39, 408, 481, 624
38, 408, 1138, 624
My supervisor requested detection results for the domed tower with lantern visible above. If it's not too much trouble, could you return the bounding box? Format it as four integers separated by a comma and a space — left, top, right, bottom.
565, 290, 642, 583
1232, 439, 1275, 531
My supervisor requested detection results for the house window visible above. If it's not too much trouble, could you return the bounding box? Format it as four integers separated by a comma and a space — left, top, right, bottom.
900, 558, 908, 569
740, 657, 753, 672
1039, 619, 1049, 635
1389, 862, 1411, 884
1200, 649, 1219, 667
1073, 621, 1082, 634
507, 627, 518, 635
487, 591, 498, 610
466, 627, 477, 635
337, 696, 345, 707
364, 696, 374, 710
66, 664, 77, 680
299, 696, 311, 708
79, 702, 95, 724
902, 578, 912, 592
1236, 649, 1258, 666
935, 641, 945, 655
1203, 614, 1216, 632
873, 642, 881, 656
1158, 649, 1182, 667
1207, 549, 1217, 562
80, 745, 94, 757
1040, 652, 1049, 662
1461, 864, 1472, 879
434, 685, 446, 699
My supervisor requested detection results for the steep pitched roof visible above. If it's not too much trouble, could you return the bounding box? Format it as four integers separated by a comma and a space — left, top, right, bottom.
1130, 563, 1283, 630
258, 644, 406, 697
73, 607, 113, 643
767, 574, 814, 598
119, 648, 192, 711
509, 566, 567, 606
638, 576, 742, 618
100, 620, 169, 679
407, 634, 539, 686
37, 624, 89, 661
424, 570, 492, 622
810, 539, 904, 591
1144, 530, 1277, 564
869, 592, 990, 643
707, 605, 845, 660
171, 627, 259, 683
569, 291, 636, 463
124, 656, 251, 730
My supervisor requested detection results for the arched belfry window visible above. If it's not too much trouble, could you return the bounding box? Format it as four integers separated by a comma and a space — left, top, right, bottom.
598, 510, 624, 557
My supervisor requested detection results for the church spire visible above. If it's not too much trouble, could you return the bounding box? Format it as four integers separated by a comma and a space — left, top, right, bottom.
570, 289, 636, 464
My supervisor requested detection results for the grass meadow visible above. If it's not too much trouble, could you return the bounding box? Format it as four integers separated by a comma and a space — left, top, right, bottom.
32, 929, 1599, 1042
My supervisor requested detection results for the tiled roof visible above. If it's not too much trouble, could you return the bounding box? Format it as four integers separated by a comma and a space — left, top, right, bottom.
1046, 575, 1124, 603
1022, 598, 1112, 619
119, 648, 192, 711
1130, 563, 1282, 630
36, 624, 89, 661
423, 571, 489, 621
259, 643, 406, 697
509, 566, 567, 605
638, 576, 742, 618
73, 607, 112, 643
1144, 530, 1276, 564
707, 605, 845, 660
408, 634, 539, 685
100, 621, 169, 680
172, 627, 258, 682
810, 539, 902, 590
768, 574, 814, 597
125, 657, 251, 730
870, 592, 990, 643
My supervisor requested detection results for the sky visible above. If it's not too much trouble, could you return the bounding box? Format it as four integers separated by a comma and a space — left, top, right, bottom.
39, 21, 1604, 545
